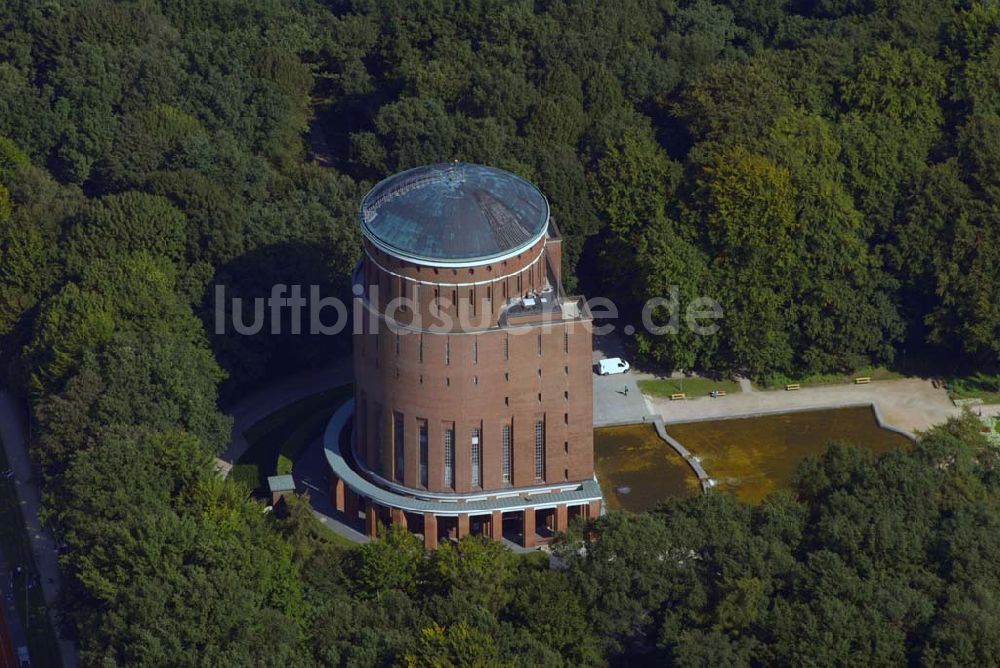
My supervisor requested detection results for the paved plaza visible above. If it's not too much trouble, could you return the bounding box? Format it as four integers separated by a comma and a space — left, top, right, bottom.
647, 377, 993, 435
591, 334, 655, 426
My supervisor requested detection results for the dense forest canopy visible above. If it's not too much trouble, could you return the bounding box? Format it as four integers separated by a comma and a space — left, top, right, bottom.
0, 0, 998, 665
2, 0, 999, 380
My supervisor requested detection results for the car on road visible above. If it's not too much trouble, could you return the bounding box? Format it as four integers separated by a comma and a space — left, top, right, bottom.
597, 357, 630, 375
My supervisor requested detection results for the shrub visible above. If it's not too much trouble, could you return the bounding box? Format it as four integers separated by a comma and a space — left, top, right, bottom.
231, 463, 260, 493
276, 454, 294, 476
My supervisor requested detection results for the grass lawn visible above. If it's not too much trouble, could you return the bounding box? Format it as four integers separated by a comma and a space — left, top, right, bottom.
237, 385, 353, 491
759, 366, 904, 390
948, 373, 1000, 405
0, 440, 62, 668
638, 377, 741, 398
238, 386, 362, 550
330, 531, 361, 550
960, 391, 1000, 404
244, 386, 351, 444
317, 522, 362, 551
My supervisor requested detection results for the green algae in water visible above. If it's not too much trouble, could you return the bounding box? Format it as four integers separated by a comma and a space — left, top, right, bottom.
595, 407, 913, 511
667, 406, 912, 504
594, 424, 701, 512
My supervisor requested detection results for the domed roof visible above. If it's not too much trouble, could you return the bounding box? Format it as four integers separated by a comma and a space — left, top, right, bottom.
360, 163, 549, 265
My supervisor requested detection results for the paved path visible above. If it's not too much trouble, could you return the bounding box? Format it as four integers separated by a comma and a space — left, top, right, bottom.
292, 434, 369, 545
0, 391, 77, 667
592, 371, 653, 426
292, 417, 539, 553
0, 546, 28, 668
981, 404, 1000, 418
219, 357, 352, 467
648, 378, 961, 434
0, 603, 15, 668
220, 360, 370, 544
592, 335, 655, 427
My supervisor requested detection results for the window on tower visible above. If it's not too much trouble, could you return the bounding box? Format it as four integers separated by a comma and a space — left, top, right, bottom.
444, 426, 455, 489
393, 411, 404, 482
502, 425, 512, 487
534, 421, 545, 481
418, 419, 428, 488
471, 428, 482, 488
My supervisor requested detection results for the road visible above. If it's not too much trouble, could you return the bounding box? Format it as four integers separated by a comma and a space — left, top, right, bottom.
1, 358, 357, 666
0, 546, 29, 668
0, 390, 78, 668
0, 603, 14, 668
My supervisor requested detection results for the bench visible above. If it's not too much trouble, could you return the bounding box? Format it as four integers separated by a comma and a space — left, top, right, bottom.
784, 383, 800, 391
670, 393, 686, 401
854, 377, 871, 385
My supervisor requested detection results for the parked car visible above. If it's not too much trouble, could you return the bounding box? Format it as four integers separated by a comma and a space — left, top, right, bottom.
17, 645, 30, 667
597, 357, 630, 375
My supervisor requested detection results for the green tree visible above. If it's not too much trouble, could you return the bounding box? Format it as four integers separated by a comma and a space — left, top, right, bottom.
352, 523, 425, 598
55, 430, 305, 666
0, 165, 81, 340
404, 622, 506, 668
371, 97, 460, 171
23, 253, 212, 396
764, 112, 902, 371
697, 146, 797, 374
891, 154, 1000, 361
837, 45, 946, 234
672, 628, 754, 668
534, 143, 600, 288
590, 126, 712, 370
840, 46, 946, 128
426, 535, 517, 614
0, 134, 29, 180
557, 512, 678, 653
504, 570, 603, 666
592, 126, 680, 241
0, 182, 9, 224
64, 191, 188, 274
97, 104, 209, 188
672, 60, 793, 162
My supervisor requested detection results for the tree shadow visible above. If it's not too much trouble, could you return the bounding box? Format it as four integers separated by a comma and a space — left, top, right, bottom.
201, 240, 354, 402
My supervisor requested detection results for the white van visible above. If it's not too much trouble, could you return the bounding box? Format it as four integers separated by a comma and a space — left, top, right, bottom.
598, 357, 630, 375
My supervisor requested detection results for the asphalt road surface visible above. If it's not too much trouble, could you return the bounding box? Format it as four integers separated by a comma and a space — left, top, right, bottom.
0, 604, 14, 668
0, 389, 77, 667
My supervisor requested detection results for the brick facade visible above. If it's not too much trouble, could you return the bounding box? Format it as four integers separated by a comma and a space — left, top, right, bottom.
338, 166, 601, 548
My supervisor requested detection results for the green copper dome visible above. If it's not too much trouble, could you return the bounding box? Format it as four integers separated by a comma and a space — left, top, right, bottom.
360, 163, 549, 265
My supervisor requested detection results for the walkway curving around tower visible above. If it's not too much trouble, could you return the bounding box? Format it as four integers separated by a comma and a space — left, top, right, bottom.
323, 399, 602, 549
